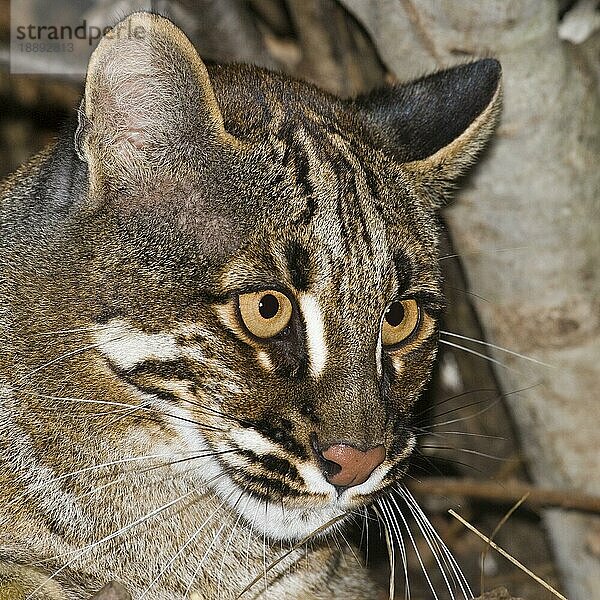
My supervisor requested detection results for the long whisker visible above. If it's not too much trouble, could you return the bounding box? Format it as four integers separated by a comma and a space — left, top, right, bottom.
413, 449, 486, 476
236, 512, 346, 598
362, 506, 370, 567
419, 445, 507, 462
446, 286, 491, 303
74, 450, 237, 502
16, 337, 125, 383
393, 492, 456, 599
394, 499, 440, 599
441, 331, 554, 368
373, 502, 396, 600
414, 388, 497, 419
5, 451, 204, 510
141, 491, 238, 599
36, 325, 111, 336
25, 481, 213, 600
421, 383, 542, 430
415, 430, 505, 440
440, 339, 520, 373
262, 502, 269, 594
438, 246, 530, 262
17, 390, 228, 433
184, 506, 236, 598
217, 493, 254, 598
379, 496, 410, 600
399, 486, 473, 599
338, 528, 362, 567
416, 396, 499, 426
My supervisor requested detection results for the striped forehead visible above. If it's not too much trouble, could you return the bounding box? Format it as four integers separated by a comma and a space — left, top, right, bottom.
280, 125, 392, 279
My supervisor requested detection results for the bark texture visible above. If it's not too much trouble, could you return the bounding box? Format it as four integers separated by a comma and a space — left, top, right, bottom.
339, 1, 600, 598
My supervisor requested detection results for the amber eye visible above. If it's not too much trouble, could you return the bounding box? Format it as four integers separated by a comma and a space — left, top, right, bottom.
238, 290, 293, 338
381, 299, 420, 347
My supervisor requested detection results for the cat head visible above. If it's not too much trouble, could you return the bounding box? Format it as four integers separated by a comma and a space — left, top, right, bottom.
23, 13, 501, 540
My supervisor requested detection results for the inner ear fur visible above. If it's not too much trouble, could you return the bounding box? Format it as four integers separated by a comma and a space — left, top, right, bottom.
79, 12, 234, 187
353, 59, 502, 205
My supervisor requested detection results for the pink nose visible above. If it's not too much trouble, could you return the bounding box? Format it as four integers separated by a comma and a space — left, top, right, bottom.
321, 444, 386, 488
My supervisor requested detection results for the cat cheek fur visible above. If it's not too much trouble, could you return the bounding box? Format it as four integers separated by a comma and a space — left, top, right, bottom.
0, 12, 501, 599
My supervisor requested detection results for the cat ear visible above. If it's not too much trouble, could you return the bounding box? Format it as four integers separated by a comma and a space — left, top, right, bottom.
353, 59, 502, 205
77, 12, 236, 191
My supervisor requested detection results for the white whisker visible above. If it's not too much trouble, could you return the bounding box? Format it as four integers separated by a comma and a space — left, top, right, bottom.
18, 390, 227, 432
394, 499, 440, 600
399, 486, 473, 599
441, 330, 553, 368
373, 502, 395, 600
217, 493, 253, 598
25, 487, 201, 600
16, 337, 125, 383
420, 445, 507, 462
440, 339, 520, 372
393, 492, 456, 598
140, 492, 236, 599
417, 430, 505, 440
5, 452, 192, 510
438, 246, 530, 262
245, 499, 261, 574
379, 497, 409, 600
36, 325, 111, 336
184, 506, 235, 598
262, 503, 268, 594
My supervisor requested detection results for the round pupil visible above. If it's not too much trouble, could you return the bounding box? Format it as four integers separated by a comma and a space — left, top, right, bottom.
385, 302, 405, 327
259, 294, 280, 319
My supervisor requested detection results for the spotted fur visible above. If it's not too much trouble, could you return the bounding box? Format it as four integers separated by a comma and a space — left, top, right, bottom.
0, 13, 501, 600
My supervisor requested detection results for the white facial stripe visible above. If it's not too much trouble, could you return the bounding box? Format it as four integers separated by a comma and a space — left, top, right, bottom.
230, 428, 280, 456
93, 319, 181, 370
376, 312, 384, 378
297, 462, 335, 495
256, 350, 273, 371
299, 293, 328, 377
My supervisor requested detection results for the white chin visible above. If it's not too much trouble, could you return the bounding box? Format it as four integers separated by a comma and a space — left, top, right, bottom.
211, 465, 388, 542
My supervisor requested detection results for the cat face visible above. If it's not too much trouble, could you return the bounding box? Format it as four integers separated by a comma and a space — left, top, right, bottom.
9, 13, 501, 543
84, 108, 444, 539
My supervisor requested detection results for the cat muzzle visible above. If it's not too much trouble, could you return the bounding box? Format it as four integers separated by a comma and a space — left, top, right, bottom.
313, 440, 386, 489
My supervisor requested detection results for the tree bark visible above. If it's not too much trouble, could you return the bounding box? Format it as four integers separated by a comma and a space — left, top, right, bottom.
339, 1, 600, 598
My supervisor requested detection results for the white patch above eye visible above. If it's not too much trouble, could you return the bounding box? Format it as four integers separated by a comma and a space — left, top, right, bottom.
298, 293, 328, 378
256, 350, 273, 371
92, 319, 181, 370
230, 428, 280, 456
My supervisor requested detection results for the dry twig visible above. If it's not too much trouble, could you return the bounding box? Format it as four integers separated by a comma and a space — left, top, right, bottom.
409, 477, 600, 514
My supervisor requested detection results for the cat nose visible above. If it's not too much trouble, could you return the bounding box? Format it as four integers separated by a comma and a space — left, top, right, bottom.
314, 440, 386, 488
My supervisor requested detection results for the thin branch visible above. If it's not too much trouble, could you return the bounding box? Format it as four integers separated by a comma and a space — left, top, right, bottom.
449, 510, 568, 600
408, 477, 600, 514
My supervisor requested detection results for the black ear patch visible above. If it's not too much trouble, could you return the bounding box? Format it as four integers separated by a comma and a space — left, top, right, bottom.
353, 59, 501, 163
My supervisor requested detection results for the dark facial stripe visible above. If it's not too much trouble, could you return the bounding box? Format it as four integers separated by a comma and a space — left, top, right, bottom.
394, 250, 413, 293
284, 241, 313, 291
253, 417, 309, 460
294, 196, 316, 226
127, 358, 195, 381
293, 142, 313, 197
361, 163, 384, 215
231, 472, 304, 500
345, 169, 374, 255
275, 121, 314, 198
237, 449, 301, 482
